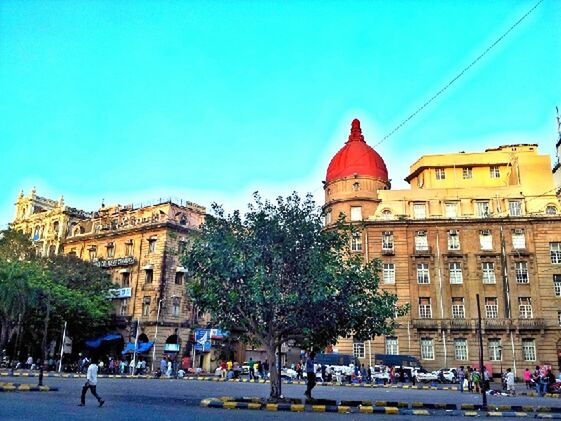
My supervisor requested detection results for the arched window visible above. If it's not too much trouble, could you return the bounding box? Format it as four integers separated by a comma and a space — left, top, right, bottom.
546, 205, 558, 215
381, 209, 393, 220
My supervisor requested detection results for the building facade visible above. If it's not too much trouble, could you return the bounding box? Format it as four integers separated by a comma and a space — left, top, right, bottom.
324, 119, 561, 377
11, 193, 217, 369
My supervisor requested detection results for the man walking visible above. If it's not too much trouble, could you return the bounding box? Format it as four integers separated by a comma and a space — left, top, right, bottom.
304, 351, 316, 400
79, 357, 105, 407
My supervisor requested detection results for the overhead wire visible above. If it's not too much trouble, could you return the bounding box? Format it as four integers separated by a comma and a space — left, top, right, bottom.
373, 0, 544, 148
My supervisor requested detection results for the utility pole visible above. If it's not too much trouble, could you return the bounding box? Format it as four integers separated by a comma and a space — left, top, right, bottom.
476, 294, 487, 410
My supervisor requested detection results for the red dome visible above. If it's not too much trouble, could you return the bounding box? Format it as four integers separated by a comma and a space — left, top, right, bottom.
326, 119, 388, 183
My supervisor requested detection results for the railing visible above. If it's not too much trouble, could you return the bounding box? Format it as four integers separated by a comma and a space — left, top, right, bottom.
514, 318, 545, 330
411, 318, 546, 331
382, 248, 395, 256
414, 246, 432, 256
411, 319, 439, 329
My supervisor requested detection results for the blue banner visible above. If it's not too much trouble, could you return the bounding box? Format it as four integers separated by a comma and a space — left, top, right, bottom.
194, 329, 211, 352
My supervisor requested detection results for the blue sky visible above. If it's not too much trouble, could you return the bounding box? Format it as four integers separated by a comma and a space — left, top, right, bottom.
1, 0, 560, 225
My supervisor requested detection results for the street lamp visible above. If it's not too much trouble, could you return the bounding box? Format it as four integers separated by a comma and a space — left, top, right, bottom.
151, 295, 177, 372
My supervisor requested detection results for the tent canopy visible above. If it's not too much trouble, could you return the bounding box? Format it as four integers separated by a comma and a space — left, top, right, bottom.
85, 333, 123, 349
122, 341, 154, 355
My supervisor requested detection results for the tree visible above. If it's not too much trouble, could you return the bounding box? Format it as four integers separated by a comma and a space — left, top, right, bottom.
183, 192, 408, 399
0, 229, 117, 363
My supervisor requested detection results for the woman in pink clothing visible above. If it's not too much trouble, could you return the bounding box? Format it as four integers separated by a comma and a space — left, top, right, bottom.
523, 367, 532, 389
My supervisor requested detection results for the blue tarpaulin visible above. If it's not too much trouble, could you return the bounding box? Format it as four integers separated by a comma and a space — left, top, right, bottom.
121, 341, 154, 355
85, 333, 123, 349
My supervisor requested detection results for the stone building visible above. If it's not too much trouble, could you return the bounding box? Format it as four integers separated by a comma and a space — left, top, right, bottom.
323, 119, 561, 377
11, 193, 216, 370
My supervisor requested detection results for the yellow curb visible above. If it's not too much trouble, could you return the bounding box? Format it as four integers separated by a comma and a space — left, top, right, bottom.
223, 401, 238, 409
265, 404, 278, 411
487, 412, 503, 417
464, 411, 479, 417
248, 403, 261, 410
359, 406, 373, 414
3, 385, 16, 391
311, 405, 326, 412
338, 406, 351, 413
412, 409, 430, 415
385, 407, 399, 414
291, 404, 305, 412
514, 413, 528, 417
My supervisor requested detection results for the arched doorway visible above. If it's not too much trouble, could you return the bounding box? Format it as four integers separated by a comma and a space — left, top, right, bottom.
138, 333, 149, 343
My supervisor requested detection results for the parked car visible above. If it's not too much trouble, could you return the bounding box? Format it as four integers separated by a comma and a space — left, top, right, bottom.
433, 368, 457, 383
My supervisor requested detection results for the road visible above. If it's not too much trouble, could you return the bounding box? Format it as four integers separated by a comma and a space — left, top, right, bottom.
1, 376, 560, 420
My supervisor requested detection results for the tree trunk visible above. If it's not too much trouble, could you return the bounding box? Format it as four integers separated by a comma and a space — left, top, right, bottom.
41, 302, 50, 364
266, 340, 281, 400
0, 318, 11, 352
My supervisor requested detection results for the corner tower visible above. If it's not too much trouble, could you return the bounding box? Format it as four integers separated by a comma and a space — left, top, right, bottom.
323, 119, 390, 223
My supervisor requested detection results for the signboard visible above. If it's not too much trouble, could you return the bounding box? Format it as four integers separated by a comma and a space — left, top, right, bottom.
164, 343, 180, 352
94, 257, 136, 268
109, 287, 132, 299
194, 329, 211, 352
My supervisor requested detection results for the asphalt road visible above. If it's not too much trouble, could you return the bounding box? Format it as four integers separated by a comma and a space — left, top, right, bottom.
1, 376, 560, 421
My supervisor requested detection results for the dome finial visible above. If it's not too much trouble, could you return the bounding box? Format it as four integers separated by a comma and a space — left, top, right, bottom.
348, 118, 364, 143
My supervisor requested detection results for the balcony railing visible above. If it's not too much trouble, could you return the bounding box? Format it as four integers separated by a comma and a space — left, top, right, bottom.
414, 246, 432, 256
411, 318, 546, 331
411, 319, 439, 329
514, 318, 545, 330
382, 248, 395, 256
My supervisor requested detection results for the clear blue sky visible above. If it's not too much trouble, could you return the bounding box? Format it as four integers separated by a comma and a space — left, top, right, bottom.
1, 0, 560, 225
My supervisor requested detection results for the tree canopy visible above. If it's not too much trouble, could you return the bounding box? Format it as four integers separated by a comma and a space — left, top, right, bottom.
183, 192, 408, 398
0, 229, 117, 362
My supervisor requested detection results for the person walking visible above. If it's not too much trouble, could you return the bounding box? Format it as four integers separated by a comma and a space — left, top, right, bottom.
505, 368, 515, 396
304, 351, 316, 400
78, 357, 105, 407
248, 357, 255, 380
457, 366, 465, 393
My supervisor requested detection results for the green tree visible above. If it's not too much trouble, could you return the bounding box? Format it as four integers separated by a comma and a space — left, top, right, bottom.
183, 193, 408, 399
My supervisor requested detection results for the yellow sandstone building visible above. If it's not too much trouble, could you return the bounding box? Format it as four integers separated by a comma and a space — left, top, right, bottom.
324, 119, 561, 376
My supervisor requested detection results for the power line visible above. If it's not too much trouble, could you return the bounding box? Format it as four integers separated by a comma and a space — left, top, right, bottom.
374, 0, 544, 148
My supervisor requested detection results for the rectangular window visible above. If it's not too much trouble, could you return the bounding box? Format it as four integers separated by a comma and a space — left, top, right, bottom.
522, 339, 536, 361
172, 297, 181, 317
417, 263, 430, 284
509, 201, 522, 216
451, 297, 465, 319
419, 297, 432, 318
88, 246, 97, 260
445, 203, 458, 218
121, 272, 130, 287
420, 338, 434, 360
477, 201, 490, 217
448, 230, 460, 250
106, 243, 115, 258
325, 211, 332, 225
485, 297, 498, 319
554, 275, 561, 297
463, 167, 473, 179
489, 339, 502, 361
142, 297, 151, 316
125, 240, 134, 256
449, 262, 463, 284
178, 240, 187, 255
145, 269, 153, 284
518, 297, 533, 319
515, 262, 529, 284
490, 166, 500, 178
415, 231, 428, 251
512, 230, 526, 249
435, 168, 446, 180
175, 271, 184, 285
119, 299, 129, 316
383, 263, 395, 284
385, 337, 399, 355
480, 230, 493, 250
551, 243, 561, 264
148, 238, 157, 254
482, 262, 496, 284
351, 233, 363, 252
413, 203, 426, 219
353, 342, 365, 359
558, 311, 561, 326
350, 206, 362, 221
454, 339, 468, 360
382, 232, 394, 252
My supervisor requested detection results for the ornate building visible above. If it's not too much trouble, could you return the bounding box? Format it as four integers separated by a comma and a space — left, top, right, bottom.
324, 119, 561, 376
11, 193, 215, 369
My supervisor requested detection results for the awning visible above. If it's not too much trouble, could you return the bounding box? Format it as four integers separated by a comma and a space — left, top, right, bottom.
141, 264, 153, 270
122, 341, 154, 355
175, 266, 187, 273
85, 333, 123, 349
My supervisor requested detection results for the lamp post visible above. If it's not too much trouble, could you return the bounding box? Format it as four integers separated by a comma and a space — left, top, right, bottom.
151, 295, 177, 372
498, 345, 503, 390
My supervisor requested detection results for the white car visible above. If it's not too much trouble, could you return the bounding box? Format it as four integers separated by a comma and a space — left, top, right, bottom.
433, 368, 457, 383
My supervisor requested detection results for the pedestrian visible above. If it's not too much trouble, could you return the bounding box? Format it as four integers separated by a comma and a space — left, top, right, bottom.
78, 357, 105, 407
26, 355, 33, 370
128, 358, 135, 375
467, 367, 473, 392
166, 359, 172, 377
533, 365, 546, 397
505, 368, 515, 396
523, 368, 532, 389
160, 357, 167, 377
457, 366, 465, 393
304, 351, 316, 400
471, 368, 481, 393
482, 366, 491, 392
262, 359, 269, 379
389, 366, 395, 384
248, 357, 255, 380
